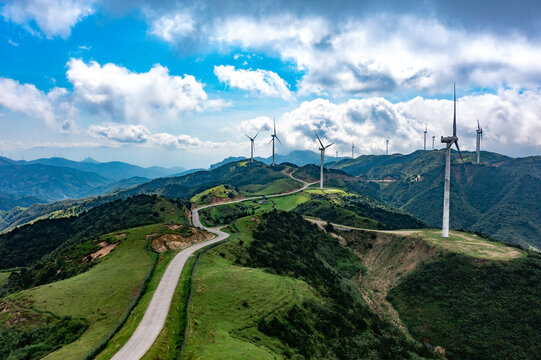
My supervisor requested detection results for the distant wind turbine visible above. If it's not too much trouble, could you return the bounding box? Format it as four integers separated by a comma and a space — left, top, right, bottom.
432, 135, 436, 150
245, 131, 259, 162
385, 139, 389, 155
424, 126, 428, 150
476, 120, 483, 164
440, 83, 466, 238
315, 131, 333, 190
352, 143, 355, 159
269, 119, 281, 166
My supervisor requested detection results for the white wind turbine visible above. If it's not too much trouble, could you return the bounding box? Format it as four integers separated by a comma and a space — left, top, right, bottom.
314, 131, 333, 190
269, 119, 281, 166
245, 131, 259, 162
476, 120, 483, 164
440, 83, 466, 238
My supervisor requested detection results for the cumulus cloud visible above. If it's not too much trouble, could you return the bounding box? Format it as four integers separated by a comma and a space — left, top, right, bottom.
87, 122, 227, 150
67, 58, 225, 123
88, 123, 150, 143
209, 14, 541, 96
235, 89, 541, 155
149, 11, 195, 42
0, 77, 76, 132
214, 65, 292, 99
1, 0, 96, 38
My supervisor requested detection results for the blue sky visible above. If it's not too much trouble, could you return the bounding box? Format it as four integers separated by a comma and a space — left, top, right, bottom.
1, 0, 541, 168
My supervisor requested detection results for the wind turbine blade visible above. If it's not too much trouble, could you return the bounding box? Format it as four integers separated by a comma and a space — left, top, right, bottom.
276, 136, 282, 145
477, 119, 480, 131
273, 119, 276, 135
325, 143, 334, 149
253, 131, 259, 140
455, 140, 470, 179
269, 137, 273, 144
245, 134, 252, 140
314, 131, 324, 148
453, 83, 457, 137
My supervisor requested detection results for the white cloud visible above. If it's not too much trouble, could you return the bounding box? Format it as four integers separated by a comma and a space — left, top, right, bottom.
214, 65, 292, 100
66, 58, 224, 123
7, 39, 18, 46
1, 0, 96, 39
88, 123, 150, 143
211, 15, 541, 96
87, 122, 228, 151
235, 89, 541, 156
0, 77, 76, 132
149, 11, 195, 42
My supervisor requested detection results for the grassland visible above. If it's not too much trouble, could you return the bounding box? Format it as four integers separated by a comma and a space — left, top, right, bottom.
239, 177, 299, 195
182, 218, 317, 359
0, 271, 9, 287
2, 223, 163, 360
394, 229, 524, 261
95, 249, 196, 360
190, 185, 239, 205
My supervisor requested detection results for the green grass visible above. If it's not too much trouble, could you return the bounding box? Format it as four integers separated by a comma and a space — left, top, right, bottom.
4, 223, 163, 360
95, 249, 196, 360
239, 177, 299, 196
182, 218, 317, 359
410, 229, 525, 261
305, 188, 346, 195
0, 272, 9, 287
190, 185, 239, 205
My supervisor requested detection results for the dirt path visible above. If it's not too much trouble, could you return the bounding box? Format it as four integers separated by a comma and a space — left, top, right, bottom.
305, 218, 421, 236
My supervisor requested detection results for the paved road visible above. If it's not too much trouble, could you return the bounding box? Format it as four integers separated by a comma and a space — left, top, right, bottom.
111, 170, 314, 360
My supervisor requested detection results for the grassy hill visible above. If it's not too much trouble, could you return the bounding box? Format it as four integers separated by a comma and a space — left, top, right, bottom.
190, 184, 240, 205
183, 213, 436, 359
335, 227, 536, 360
330, 151, 541, 249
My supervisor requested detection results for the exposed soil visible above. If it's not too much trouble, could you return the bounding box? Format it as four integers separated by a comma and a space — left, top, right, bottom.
115, 233, 128, 239
341, 230, 443, 334
151, 227, 214, 253
90, 241, 118, 260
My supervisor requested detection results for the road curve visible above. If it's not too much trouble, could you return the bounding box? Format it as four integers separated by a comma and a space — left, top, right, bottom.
111, 170, 314, 360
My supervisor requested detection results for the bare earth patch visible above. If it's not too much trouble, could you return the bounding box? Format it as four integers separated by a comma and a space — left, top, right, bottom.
115, 233, 128, 239
151, 228, 214, 253
90, 241, 118, 260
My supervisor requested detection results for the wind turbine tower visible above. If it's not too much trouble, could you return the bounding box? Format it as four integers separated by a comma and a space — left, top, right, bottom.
432, 135, 436, 150
476, 120, 483, 164
315, 131, 333, 190
424, 127, 428, 150
352, 143, 355, 159
245, 132, 259, 162
385, 139, 389, 155
269, 119, 281, 166
440, 83, 466, 238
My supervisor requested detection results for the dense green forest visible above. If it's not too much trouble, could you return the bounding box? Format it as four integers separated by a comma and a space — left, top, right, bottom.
243, 211, 437, 359
387, 252, 541, 360
0, 195, 177, 293
295, 193, 425, 230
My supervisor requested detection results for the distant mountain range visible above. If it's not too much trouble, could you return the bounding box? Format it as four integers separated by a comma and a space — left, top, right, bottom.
0, 156, 187, 209
209, 150, 348, 169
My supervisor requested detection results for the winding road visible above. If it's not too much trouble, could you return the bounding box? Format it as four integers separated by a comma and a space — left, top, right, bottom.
111, 171, 315, 360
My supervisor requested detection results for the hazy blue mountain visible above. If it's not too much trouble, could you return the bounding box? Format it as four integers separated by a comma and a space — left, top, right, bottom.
19, 157, 185, 181
209, 150, 349, 169
0, 162, 111, 202
0, 191, 44, 211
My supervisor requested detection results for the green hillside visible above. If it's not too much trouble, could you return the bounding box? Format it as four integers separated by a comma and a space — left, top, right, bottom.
0, 195, 185, 293
183, 213, 436, 359
190, 184, 240, 205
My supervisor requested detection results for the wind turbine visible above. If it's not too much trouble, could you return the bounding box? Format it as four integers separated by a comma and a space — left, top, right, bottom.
269, 119, 281, 166
385, 139, 389, 155
245, 131, 259, 162
432, 135, 436, 150
314, 131, 333, 190
424, 126, 428, 150
352, 143, 355, 159
476, 120, 483, 164
440, 83, 466, 238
